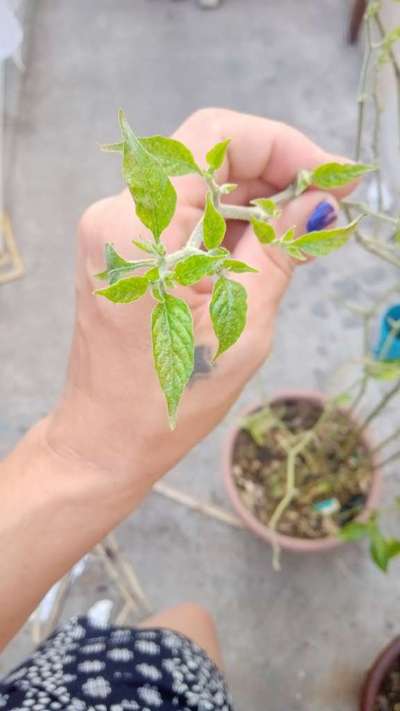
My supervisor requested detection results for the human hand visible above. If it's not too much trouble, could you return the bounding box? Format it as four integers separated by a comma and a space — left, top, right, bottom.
48, 108, 356, 489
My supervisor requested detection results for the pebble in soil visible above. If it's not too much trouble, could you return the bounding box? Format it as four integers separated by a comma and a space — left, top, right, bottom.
232, 398, 374, 539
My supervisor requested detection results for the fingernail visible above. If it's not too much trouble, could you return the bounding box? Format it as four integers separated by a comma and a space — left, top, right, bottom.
306, 201, 337, 232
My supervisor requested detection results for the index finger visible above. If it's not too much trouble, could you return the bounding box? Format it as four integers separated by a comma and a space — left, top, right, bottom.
174, 107, 355, 197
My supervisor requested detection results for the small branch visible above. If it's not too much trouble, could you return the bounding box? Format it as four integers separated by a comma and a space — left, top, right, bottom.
355, 233, 400, 268
374, 13, 400, 148
153, 481, 244, 529
372, 425, 400, 453
268, 431, 314, 532
380, 449, 400, 469
219, 204, 261, 221
342, 200, 398, 226
355, 14, 373, 160
359, 379, 400, 434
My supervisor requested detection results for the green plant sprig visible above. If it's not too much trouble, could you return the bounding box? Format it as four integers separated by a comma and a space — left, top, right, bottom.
95, 110, 370, 427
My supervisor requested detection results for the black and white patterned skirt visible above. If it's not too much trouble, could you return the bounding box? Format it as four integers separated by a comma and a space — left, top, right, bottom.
0, 616, 233, 710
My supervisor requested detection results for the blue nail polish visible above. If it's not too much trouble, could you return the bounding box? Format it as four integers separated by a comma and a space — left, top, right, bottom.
306, 201, 337, 232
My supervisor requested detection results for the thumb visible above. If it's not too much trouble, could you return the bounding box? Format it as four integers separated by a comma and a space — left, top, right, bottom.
232, 190, 339, 312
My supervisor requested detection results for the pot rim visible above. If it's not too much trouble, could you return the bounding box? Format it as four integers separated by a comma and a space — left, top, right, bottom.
223, 389, 382, 552
360, 636, 400, 711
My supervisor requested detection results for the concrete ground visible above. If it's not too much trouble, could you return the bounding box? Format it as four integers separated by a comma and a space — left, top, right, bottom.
1, 1, 400, 710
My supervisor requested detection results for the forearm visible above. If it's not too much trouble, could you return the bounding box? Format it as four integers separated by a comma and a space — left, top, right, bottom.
0, 416, 148, 650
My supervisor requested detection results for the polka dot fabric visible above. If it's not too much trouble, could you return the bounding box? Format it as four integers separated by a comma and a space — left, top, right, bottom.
0, 617, 233, 710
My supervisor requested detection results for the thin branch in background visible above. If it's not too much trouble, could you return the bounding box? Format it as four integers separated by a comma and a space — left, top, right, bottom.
153, 481, 244, 529
374, 13, 400, 149
355, 13, 373, 160
359, 379, 400, 433
380, 448, 400, 469
372, 425, 400, 453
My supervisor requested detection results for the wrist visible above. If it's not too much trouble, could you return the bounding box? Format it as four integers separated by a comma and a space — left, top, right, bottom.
46, 388, 153, 492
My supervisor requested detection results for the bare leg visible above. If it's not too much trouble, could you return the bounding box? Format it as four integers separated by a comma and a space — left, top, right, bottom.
139, 602, 224, 670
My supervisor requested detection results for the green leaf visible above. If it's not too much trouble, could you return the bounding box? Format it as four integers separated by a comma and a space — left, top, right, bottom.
100, 142, 124, 152
151, 294, 194, 427
140, 136, 200, 176
366, 360, 400, 381
174, 254, 224, 286
295, 169, 312, 195
209, 246, 230, 257
250, 198, 280, 217
119, 110, 176, 241
145, 266, 160, 283
220, 183, 238, 195
394, 230, 400, 244
223, 258, 258, 273
96, 243, 150, 285
285, 245, 307, 261
293, 218, 361, 256
385, 539, 400, 563
366, 1, 381, 18
251, 218, 276, 245
369, 527, 389, 572
379, 26, 400, 64
203, 194, 226, 249
281, 227, 296, 243
332, 393, 353, 408
339, 521, 370, 542
132, 239, 156, 255
206, 139, 231, 172
311, 162, 375, 189
210, 276, 247, 359
96, 275, 149, 303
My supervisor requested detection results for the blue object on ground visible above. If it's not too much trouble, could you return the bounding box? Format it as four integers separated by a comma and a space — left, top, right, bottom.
373, 304, 400, 361
313, 498, 340, 515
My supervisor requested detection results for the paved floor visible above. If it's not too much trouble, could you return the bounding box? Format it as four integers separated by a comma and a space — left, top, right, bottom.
1, 1, 400, 710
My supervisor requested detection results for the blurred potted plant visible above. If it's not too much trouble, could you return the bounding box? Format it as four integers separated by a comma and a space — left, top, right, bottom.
224, 0, 400, 572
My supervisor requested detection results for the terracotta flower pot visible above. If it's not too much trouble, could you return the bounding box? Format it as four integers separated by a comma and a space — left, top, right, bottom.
223, 390, 382, 553
360, 637, 400, 711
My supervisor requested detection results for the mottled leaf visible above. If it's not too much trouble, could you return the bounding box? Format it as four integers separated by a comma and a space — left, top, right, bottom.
210, 276, 247, 359
292, 218, 361, 256
119, 110, 176, 241
311, 162, 375, 189
250, 197, 280, 217
151, 294, 194, 427
96, 275, 148, 303
174, 254, 224, 286
206, 139, 231, 172
140, 136, 200, 176
96, 243, 151, 285
251, 218, 276, 245
203, 194, 226, 249
223, 258, 258, 273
